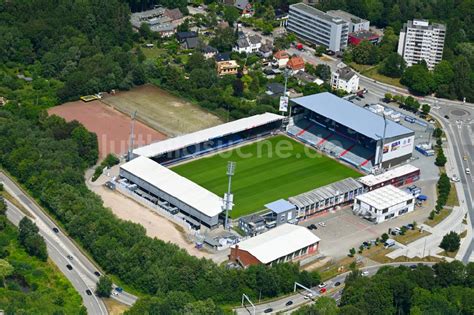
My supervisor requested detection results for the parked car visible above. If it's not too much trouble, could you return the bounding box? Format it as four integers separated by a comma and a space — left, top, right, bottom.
451, 175, 460, 182
444, 115, 450, 119
304, 293, 313, 299
320, 287, 327, 293
66, 264, 73, 270
410, 264, 418, 270
318, 222, 326, 227
318, 282, 327, 288
115, 287, 123, 293
307, 224, 317, 230
362, 271, 369, 276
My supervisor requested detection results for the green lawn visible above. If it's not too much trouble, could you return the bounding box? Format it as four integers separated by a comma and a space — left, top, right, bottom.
172, 135, 361, 218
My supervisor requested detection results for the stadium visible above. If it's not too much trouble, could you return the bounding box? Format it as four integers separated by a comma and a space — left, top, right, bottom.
118, 92, 414, 230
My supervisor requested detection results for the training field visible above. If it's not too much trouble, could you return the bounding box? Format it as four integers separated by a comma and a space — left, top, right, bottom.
172, 135, 361, 218
101, 84, 222, 136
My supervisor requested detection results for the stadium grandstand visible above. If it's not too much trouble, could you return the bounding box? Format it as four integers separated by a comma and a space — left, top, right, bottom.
120, 113, 284, 229
133, 112, 283, 165
287, 93, 415, 172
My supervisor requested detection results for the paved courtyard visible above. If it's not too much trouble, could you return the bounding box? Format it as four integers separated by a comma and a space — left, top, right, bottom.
301, 180, 435, 259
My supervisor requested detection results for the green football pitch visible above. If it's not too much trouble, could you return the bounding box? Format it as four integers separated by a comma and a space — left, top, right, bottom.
171, 135, 361, 218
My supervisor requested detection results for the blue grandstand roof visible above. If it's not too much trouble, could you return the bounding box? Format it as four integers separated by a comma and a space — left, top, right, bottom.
265, 199, 296, 214
291, 93, 413, 140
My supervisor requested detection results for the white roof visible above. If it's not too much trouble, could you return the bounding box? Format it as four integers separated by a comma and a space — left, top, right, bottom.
358, 164, 419, 187
120, 156, 223, 217
133, 113, 283, 158
233, 224, 320, 264
355, 185, 414, 209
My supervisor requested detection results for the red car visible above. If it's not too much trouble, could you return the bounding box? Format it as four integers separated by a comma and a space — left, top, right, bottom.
320, 288, 327, 294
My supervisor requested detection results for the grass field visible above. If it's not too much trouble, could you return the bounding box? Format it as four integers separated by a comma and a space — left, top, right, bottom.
172, 135, 361, 218
101, 84, 222, 137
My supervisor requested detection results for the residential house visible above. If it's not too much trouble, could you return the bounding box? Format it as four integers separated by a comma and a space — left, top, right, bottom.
272, 50, 290, 68
287, 56, 305, 73
331, 66, 359, 93
217, 60, 239, 76
233, 33, 262, 54
184, 36, 199, 49
258, 43, 273, 59
266, 82, 285, 96
234, 0, 249, 11
294, 72, 319, 85
202, 45, 219, 59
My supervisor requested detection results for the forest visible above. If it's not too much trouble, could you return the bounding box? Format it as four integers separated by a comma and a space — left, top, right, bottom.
0, 196, 84, 313
296, 262, 474, 315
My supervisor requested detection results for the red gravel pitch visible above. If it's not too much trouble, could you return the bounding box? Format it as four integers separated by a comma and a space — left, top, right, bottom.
48, 100, 166, 159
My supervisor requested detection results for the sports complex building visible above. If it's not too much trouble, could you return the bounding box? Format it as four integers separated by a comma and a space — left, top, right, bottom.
118, 92, 415, 230
288, 92, 415, 172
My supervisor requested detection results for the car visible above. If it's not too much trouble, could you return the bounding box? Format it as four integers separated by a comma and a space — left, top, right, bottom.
52, 227, 59, 233
307, 224, 317, 230
407, 224, 414, 230
115, 287, 123, 293
66, 264, 73, 270
285, 300, 293, 306
409, 264, 418, 270
464, 155, 468, 161
318, 282, 327, 288
86, 289, 92, 296
466, 168, 471, 175
112, 291, 119, 296
318, 222, 326, 227
362, 271, 369, 276
451, 175, 460, 182
319, 287, 327, 293
264, 308, 273, 313
94, 271, 101, 277
67, 255, 73, 260
444, 115, 450, 119
334, 281, 341, 287
304, 293, 313, 299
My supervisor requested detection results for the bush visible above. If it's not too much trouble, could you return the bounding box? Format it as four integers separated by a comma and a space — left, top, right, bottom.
440, 231, 460, 252
92, 154, 120, 182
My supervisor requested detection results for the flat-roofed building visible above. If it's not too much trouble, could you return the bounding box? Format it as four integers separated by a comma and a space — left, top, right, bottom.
327, 10, 370, 33
288, 3, 349, 52
353, 185, 415, 223
229, 224, 320, 267
397, 19, 446, 70
217, 60, 239, 75
289, 178, 364, 218
358, 164, 420, 191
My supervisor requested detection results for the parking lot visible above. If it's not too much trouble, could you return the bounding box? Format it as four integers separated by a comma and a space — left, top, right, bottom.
301, 181, 435, 259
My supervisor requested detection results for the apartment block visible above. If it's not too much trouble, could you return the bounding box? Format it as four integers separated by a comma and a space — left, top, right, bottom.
288, 3, 349, 52
397, 19, 446, 70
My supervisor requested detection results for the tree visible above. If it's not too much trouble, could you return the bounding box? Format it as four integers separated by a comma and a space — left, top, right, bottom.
0, 197, 6, 216
315, 45, 327, 57
435, 148, 447, 167
96, 275, 113, 297
210, 27, 237, 52
433, 128, 443, 138
232, 78, 244, 97
139, 23, 152, 40
401, 62, 435, 95
421, 104, 431, 116
440, 231, 461, 253
349, 248, 356, 257
315, 64, 331, 81
0, 259, 13, 287
384, 93, 393, 102
379, 53, 406, 77
381, 233, 389, 242
429, 210, 435, 220
352, 41, 379, 65
18, 217, 48, 261
223, 6, 240, 26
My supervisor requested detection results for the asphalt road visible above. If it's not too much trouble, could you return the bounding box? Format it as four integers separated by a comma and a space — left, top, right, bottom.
234, 262, 435, 314
1, 172, 138, 313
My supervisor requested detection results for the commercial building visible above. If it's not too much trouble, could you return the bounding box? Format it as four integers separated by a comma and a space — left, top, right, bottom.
289, 178, 364, 218
331, 66, 359, 93
327, 10, 370, 33
288, 3, 349, 52
358, 164, 420, 191
353, 185, 415, 223
239, 215, 266, 237
348, 30, 380, 45
229, 224, 320, 267
265, 199, 298, 226
397, 19, 446, 70
288, 93, 415, 171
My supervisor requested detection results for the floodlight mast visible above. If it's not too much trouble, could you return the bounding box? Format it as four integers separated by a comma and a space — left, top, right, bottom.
223, 161, 236, 230
127, 110, 137, 161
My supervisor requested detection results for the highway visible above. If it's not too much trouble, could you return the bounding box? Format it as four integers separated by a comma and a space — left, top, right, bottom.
1, 172, 138, 313
234, 262, 435, 314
